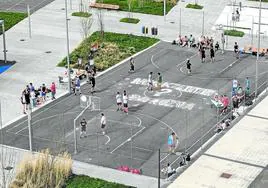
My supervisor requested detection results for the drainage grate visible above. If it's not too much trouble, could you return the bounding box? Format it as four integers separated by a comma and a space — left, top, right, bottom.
20, 39, 25, 41
4, 166, 13, 171
45, 51, 52, 54
170, 21, 175, 24
220, 172, 232, 179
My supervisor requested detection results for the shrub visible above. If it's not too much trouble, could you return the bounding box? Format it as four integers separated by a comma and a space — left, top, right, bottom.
58, 32, 159, 71
10, 149, 72, 188
120, 18, 140, 24
186, 3, 203, 9
224, 29, 245, 37
71, 12, 92, 18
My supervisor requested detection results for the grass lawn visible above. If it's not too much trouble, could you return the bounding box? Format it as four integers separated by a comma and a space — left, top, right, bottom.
186, 3, 203, 9
72, 12, 92, 18
96, 0, 175, 15
66, 175, 135, 188
224, 29, 245, 37
0, 12, 27, 34
58, 31, 159, 71
120, 17, 140, 24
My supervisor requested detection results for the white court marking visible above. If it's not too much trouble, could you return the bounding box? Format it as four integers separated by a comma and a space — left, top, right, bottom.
130, 93, 195, 110
131, 78, 216, 97
110, 126, 146, 153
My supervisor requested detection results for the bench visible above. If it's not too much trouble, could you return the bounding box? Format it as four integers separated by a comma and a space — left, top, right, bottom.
89, 3, 119, 10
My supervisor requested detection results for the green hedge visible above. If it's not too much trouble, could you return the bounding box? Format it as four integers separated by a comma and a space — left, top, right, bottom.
0, 12, 27, 34
224, 29, 245, 37
120, 18, 140, 24
186, 3, 203, 9
96, 0, 174, 15
66, 175, 135, 188
72, 12, 92, 18
58, 32, 159, 71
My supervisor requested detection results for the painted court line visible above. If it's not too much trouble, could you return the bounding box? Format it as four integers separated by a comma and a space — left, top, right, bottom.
110, 126, 145, 154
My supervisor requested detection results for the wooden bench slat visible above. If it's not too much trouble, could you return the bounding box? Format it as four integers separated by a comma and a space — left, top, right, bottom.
90, 3, 119, 10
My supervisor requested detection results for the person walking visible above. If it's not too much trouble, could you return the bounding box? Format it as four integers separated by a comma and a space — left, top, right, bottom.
186, 58, 191, 75
210, 46, 215, 63
50, 82, 56, 100
80, 118, 87, 138
157, 72, 162, 89
116, 91, 122, 111
147, 72, 153, 91
168, 132, 178, 153
123, 90, 129, 114
75, 77, 81, 95
129, 57, 135, 73
100, 113, 106, 135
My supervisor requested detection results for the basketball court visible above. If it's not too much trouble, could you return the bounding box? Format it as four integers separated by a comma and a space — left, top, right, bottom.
2, 41, 268, 178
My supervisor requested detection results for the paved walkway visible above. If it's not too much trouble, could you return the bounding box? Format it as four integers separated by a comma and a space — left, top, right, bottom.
168, 93, 268, 188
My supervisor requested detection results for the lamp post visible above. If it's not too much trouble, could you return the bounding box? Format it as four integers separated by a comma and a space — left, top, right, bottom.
0, 20, 7, 64
255, 0, 261, 98
65, 0, 71, 94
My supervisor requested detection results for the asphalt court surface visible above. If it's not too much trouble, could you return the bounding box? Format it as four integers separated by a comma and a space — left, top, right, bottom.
2, 41, 268, 178
0, 0, 55, 12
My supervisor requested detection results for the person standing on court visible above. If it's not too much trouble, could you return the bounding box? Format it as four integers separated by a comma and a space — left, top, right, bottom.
116, 91, 122, 111
80, 118, 87, 138
90, 74, 95, 94
147, 72, 153, 91
186, 58, 191, 75
210, 46, 215, 63
50, 82, 56, 100
201, 46, 206, 63
75, 76, 81, 95
234, 42, 239, 59
129, 57, 135, 73
168, 132, 178, 153
157, 72, 162, 89
123, 90, 129, 114
100, 113, 106, 135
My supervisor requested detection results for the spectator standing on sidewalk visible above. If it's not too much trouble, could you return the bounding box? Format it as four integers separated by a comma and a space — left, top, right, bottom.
41, 84, 47, 102
210, 46, 215, 63
234, 42, 239, 59
50, 82, 56, 100
29, 83, 35, 92
21, 90, 26, 114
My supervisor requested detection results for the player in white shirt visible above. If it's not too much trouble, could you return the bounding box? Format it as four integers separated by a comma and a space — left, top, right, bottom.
147, 72, 153, 91
100, 113, 106, 135
116, 92, 122, 111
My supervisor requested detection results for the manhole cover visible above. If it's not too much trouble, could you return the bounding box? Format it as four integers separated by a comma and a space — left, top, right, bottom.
220, 172, 232, 179
4, 166, 13, 171
61, 8, 65, 10
170, 21, 175, 24
45, 51, 52, 54
20, 39, 25, 41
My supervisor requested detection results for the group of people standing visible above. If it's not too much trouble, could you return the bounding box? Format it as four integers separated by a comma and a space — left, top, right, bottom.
116, 90, 129, 114
20, 82, 56, 114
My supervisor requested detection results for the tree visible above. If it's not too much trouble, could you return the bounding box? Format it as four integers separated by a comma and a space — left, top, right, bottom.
97, 9, 104, 40
80, 16, 93, 39
127, 0, 133, 18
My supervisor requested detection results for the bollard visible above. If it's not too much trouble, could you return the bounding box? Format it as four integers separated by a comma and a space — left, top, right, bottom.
151, 27, 155, 35
145, 27, 148, 34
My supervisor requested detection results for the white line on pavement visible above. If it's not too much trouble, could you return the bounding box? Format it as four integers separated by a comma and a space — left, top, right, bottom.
110, 126, 145, 154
